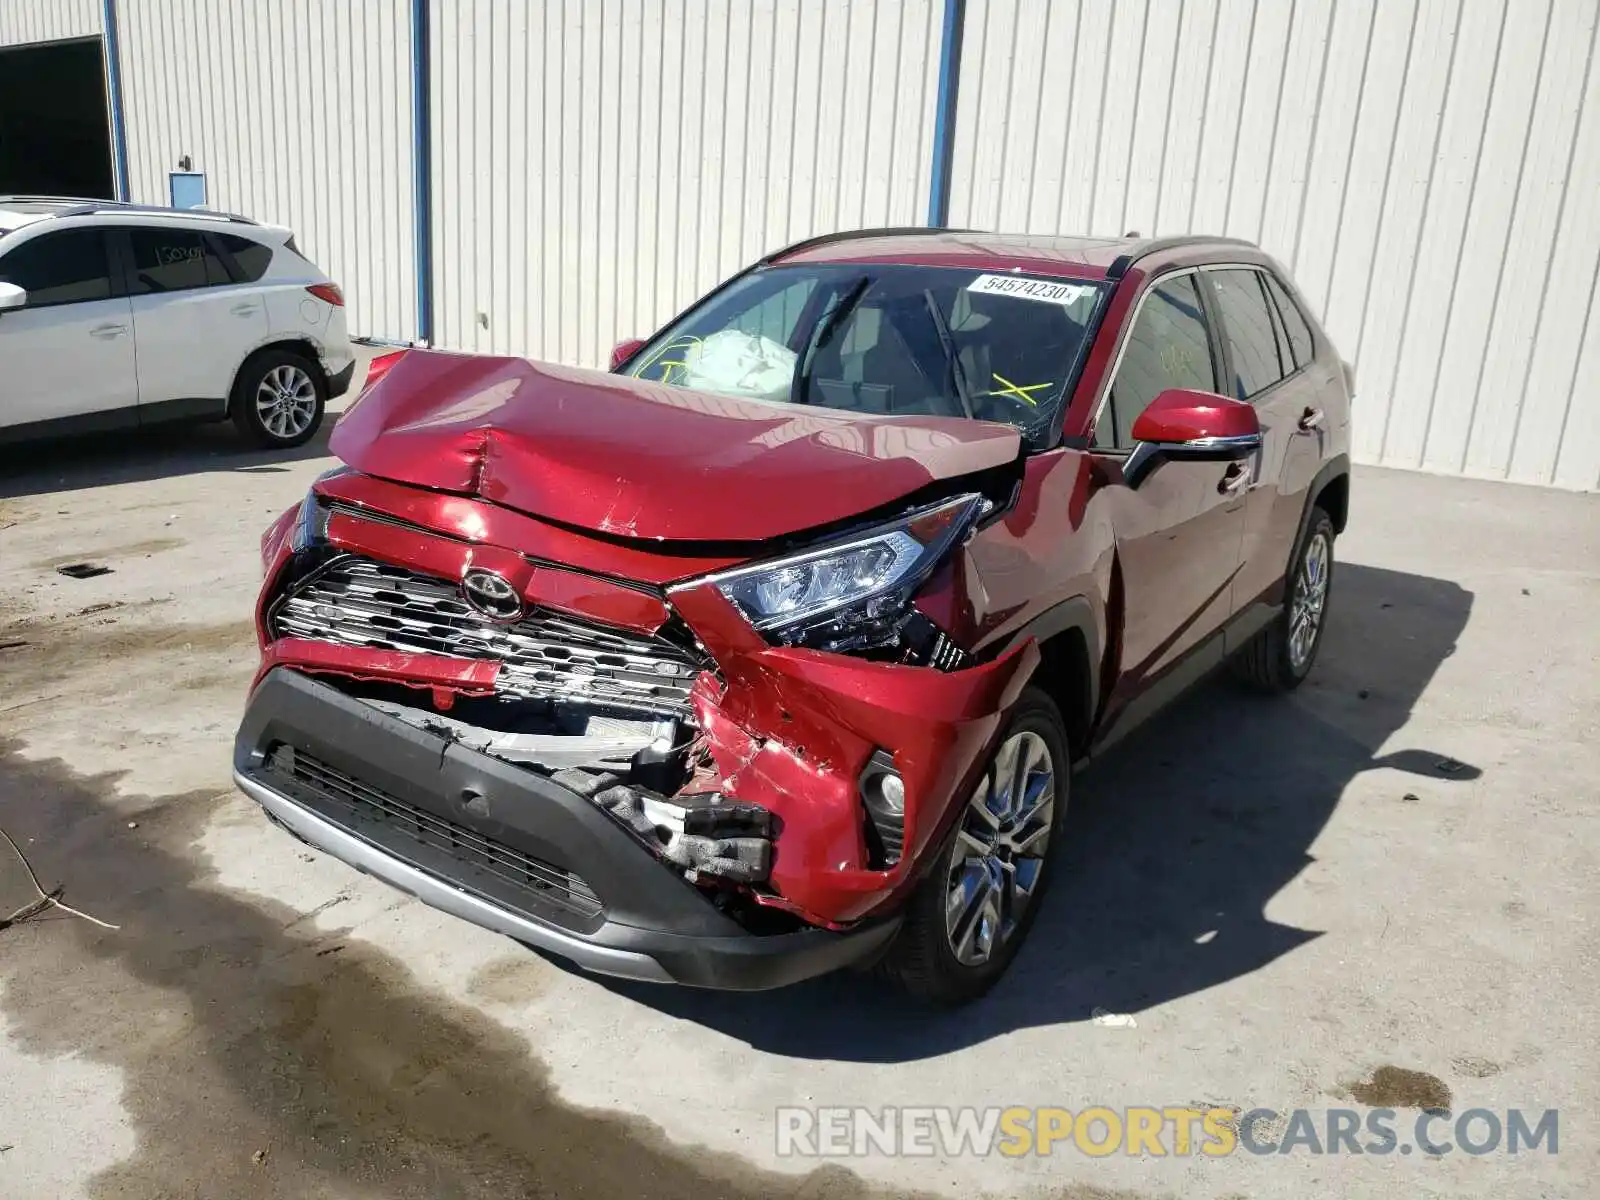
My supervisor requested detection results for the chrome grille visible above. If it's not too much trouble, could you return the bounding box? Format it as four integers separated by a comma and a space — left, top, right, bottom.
268, 745, 603, 921
272, 557, 702, 718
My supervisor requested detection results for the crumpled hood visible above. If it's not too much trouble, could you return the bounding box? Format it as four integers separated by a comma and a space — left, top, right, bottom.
330, 350, 1022, 542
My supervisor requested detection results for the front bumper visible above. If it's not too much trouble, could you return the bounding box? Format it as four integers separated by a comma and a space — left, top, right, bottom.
234, 669, 899, 989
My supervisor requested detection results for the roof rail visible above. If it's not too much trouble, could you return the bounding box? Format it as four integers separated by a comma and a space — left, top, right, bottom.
52, 201, 261, 226
761, 225, 977, 265
1105, 234, 1258, 280
0, 194, 100, 204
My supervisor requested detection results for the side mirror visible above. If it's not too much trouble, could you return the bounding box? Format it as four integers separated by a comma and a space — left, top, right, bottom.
610, 337, 647, 372
0, 281, 27, 313
1125, 388, 1261, 487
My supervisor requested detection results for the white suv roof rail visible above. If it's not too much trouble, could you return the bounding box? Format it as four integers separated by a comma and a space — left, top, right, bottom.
0, 196, 261, 227
58, 201, 261, 226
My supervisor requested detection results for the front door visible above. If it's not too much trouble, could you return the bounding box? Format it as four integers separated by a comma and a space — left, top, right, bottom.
0, 227, 137, 432
1086, 270, 1248, 746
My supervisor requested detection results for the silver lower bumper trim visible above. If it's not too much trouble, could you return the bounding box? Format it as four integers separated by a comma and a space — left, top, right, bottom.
233, 768, 675, 984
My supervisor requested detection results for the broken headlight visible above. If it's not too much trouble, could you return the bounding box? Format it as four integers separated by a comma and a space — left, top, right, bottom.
288, 467, 351, 552
706, 493, 985, 652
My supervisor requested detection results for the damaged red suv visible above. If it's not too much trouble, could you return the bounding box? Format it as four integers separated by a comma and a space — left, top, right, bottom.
235, 230, 1351, 1004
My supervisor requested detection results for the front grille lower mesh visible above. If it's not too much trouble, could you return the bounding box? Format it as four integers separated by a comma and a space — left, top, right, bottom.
271, 556, 702, 718
270, 745, 604, 920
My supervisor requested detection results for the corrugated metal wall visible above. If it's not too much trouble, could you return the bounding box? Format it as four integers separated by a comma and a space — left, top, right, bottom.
430, 0, 943, 368
116, 0, 418, 342
948, 0, 1600, 490
0, 0, 100, 47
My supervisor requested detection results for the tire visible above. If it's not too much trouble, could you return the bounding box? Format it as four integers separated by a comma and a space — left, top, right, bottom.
1231, 506, 1335, 693
231, 348, 326, 449
878, 686, 1071, 1006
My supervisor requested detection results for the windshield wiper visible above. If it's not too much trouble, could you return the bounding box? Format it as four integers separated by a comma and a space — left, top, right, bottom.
791, 276, 871, 407
922, 290, 976, 420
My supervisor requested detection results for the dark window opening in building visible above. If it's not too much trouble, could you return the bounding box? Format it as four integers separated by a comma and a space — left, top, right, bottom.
0, 38, 115, 199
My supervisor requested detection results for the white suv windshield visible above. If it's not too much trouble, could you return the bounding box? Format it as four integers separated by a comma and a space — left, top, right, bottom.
622, 264, 1107, 445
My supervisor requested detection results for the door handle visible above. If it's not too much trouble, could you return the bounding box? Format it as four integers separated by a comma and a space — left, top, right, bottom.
1218, 462, 1252, 495
89, 323, 128, 338
1298, 405, 1324, 432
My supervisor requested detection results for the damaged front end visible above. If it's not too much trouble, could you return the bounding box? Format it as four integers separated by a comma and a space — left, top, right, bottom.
239, 458, 1034, 987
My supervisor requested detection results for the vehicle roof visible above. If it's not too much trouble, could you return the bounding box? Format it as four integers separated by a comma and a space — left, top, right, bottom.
0, 195, 266, 235
0, 198, 63, 229
770, 228, 1262, 280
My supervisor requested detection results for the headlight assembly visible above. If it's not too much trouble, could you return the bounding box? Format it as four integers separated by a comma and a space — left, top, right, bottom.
288, 467, 350, 551
700, 493, 986, 653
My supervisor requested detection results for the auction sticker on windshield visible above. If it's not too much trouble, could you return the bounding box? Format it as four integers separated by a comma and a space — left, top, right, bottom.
966, 274, 1098, 306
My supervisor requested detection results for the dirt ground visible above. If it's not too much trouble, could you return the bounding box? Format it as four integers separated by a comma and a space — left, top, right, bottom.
1, 397, 1595, 1199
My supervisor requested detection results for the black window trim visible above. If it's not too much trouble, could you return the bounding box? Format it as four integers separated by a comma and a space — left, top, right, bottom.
1200, 264, 1319, 407
0, 227, 123, 311
207, 231, 250, 284
1199, 265, 1292, 404
1259, 269, 1295, 378
1090, 261, 1324, 446
108, 224, 244, 296
1088, 264, 1228, 455
1260, 268, 1318, 372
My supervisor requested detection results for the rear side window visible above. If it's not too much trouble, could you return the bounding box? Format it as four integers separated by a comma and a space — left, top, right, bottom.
1095, 273, 1216, 450
1264, 272, 1315, 367
0, 229, 113, 306
216, 232, 273, 282
126, 228, 232, 293
1209, 269, 1287, 400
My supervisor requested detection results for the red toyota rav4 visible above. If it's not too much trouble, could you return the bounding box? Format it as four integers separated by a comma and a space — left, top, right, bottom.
236, 230, 1350, 1004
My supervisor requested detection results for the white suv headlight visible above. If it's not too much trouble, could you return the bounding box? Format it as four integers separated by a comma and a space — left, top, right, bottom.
702, 493, 986, 652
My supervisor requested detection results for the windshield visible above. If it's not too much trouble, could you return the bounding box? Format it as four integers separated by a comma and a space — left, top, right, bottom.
622, 264, 1107, 446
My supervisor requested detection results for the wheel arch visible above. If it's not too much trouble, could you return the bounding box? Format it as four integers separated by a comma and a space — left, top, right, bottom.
1008, 594, 1101, 756
1303, 453, 1351, 538
227, 338, 328, 414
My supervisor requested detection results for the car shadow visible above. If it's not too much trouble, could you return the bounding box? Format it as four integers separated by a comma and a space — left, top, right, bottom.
0, 418, 339, 499
588, 561, 1476, 1060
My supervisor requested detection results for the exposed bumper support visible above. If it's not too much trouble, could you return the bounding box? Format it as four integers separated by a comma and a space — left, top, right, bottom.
234, 669, 899, 990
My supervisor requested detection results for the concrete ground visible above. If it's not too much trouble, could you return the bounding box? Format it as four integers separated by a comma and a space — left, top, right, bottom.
0, 388, 1595, 1198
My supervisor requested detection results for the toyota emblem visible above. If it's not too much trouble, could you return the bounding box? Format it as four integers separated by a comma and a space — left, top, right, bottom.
461, 568, 524, 621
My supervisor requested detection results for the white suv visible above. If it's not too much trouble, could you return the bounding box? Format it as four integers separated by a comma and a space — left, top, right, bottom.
0, 197, 355, 449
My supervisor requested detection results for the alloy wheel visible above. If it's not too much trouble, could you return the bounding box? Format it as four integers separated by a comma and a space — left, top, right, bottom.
254, 364, 318, 440
944, 729, 1058, 967
1288, 530, 1331, 671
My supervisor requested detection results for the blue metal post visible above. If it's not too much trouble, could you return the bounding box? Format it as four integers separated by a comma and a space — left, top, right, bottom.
926, 0, 966, 226
412, 0, 434, 344
100, 0, 131, 201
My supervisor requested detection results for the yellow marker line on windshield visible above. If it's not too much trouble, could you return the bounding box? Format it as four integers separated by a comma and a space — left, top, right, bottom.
988, 374, 1052, 406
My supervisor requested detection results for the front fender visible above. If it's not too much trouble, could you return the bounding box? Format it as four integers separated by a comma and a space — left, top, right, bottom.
672, 581, 1041, 924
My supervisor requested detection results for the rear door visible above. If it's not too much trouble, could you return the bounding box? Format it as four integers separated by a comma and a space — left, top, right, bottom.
0, 227, 137, 430
116, 224, 267, 415
1203, 267, 1331, 625
1088, 269, 1248, 744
